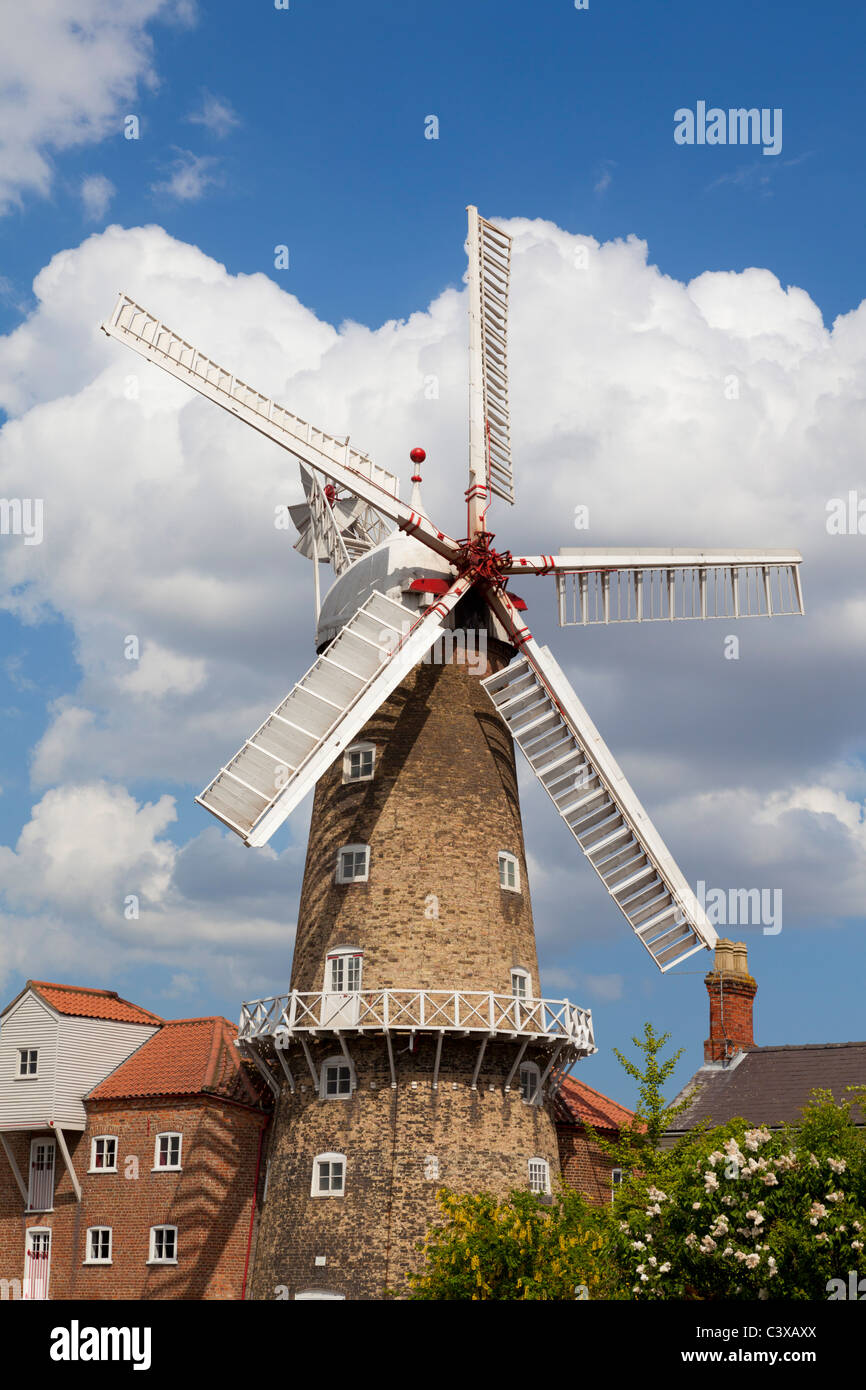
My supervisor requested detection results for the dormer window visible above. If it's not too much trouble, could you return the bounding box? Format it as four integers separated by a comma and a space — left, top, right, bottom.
498, 852, 520, 892
336, 845, 370, 884
343, 743, 375, 783
17, 1048, 38, 1078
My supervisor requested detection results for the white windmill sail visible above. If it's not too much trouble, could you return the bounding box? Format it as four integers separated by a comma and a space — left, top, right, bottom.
482, 642, 716, 971
197, 578, 472, 847
101, 294, 459, 564
467, 207, 514, 520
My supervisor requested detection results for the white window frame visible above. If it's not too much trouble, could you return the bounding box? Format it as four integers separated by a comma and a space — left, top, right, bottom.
498, 851, 520, 892
147, 1225, 178, 1265
27, 1137, 56, 1213
324, 948, 363, 994
152, 1132, 182, 1172
311, 1152, 346, 1197
84, 1227, 113, 1265
511, 967, 531, 1000
528, 1157, 551, 1195
319, 1055, 355, 1100
519, 1061, 541, 1105
335, 844, 370, 884
16, 1048, 38, 1078
611, 1167, 624, 1203
342, 742, 376, 784
89, 1135, 118, 1173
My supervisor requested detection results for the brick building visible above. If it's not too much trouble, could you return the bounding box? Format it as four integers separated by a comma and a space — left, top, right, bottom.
555, 1075, 635, 1205
0, 981, 270, 1301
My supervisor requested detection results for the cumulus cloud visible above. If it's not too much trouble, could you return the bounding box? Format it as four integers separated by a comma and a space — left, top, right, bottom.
0, 215, 864, 1000
0, 0, 191, 214
80, 173, 115, 221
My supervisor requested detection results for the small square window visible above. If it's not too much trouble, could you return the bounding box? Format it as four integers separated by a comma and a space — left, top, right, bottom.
85, 1227, 112, 1264
154, 1133, 182, 1170
90, 1137, 117, 1172
336, 845, 370, 884
498, 852, 520, 892
312, 1154, 346, 1196
323, 1062, 352, 1099
149, 1226, 177, 1263
343, 744, 375, 783
17, 1048, 38, 1077
528, 1158, 550, 1195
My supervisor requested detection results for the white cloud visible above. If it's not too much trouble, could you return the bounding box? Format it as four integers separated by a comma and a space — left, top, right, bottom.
151, 148, 222, 201
80, 173, 115, 221
0, 0, 192, 214
0, 215, 865, 996
186, 91, 240, 138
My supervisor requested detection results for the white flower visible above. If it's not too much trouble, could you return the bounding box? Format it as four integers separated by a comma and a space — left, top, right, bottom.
685, 1233, 698, 1249
853, 1221, 862, 1233
767, 1257, 778, 1277
658, 1262, 671, 1273
636, 1263, 645, 1274
721, 1195, 734, 1207
762, 1172, 779, 1186
815, 1232, 829, 1243
744, 1254, 760, 1269
646, 1185, 668, 1202
723, 1245, 734, 1256
619, 1221, 630, 1233
746, 1210, 764, 1226
808, 1201, 827, 1224
809, 1153, 819, 1167
648, 1256, 657, 1267
646, 1204, 662, 1217
700, 1235, 717, 1253
631, 1241, 645, 1250
692, 1201, 702, 1210
825, 1190, 844, 1204
704, 1172, 719, 1191
828, 1158, 847, 1174
852, 1241, 864, 1252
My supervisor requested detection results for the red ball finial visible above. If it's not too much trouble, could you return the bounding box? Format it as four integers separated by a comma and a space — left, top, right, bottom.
409, 446, 425, 484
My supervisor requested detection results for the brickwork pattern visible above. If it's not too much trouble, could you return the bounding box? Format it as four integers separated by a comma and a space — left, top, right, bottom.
250, 1036, 562, 1300
0, 1098, 266, 1300
704, 971, 758, 1063
556, 1124, 621, 1207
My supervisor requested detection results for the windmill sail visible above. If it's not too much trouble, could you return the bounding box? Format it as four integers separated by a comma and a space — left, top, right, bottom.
467, 207, 514, 515
482, 642, 717, 972
198, 578, 472, 847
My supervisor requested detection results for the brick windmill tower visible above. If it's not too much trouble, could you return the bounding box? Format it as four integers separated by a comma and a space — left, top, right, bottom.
102, 209, 803, 1299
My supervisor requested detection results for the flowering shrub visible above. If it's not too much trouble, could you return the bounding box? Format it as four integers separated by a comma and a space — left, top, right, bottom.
612, 1092, 866, 1300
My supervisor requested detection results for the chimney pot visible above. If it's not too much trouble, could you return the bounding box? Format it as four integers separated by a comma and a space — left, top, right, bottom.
704, 941, 757, 1064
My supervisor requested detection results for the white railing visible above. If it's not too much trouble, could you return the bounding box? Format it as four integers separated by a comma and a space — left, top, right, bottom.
239, 989, 595, 1053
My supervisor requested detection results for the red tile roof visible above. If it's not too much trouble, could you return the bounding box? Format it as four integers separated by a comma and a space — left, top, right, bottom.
88, 1017, 267, 1108
555, 1074, 635, 1133
28, 981, 163, 1025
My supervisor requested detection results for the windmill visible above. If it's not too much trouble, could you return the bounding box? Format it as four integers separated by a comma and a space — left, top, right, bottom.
100, 208, 803, 1297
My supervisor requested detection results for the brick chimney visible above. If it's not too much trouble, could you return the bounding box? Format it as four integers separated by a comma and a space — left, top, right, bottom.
704, 939, 757, 1063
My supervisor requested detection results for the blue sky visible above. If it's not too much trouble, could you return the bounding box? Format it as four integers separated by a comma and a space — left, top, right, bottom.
0, 0, 864, 1108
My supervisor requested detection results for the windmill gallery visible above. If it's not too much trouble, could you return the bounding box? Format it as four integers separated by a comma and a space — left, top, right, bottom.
94, 208, 804, 1299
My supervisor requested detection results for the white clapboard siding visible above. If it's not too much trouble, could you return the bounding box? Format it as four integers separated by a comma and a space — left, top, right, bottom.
0, 990, 159, 1131
54, 1017, 159, 1128
0, 994, 59, 1131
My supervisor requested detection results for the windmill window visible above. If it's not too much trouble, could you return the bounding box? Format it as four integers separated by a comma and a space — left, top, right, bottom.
320, 1056, 354, 1099
89, 1136, 118, 1172
84, 1227, 112, 1265
153, 1132, 182, 1171
528, 1158, 551, 1195
148, 1226, 177, 1264
312, 1153, 346, 1196
511, 968, 531, 1000
611, 1168, 624, 1203
336, 845, 370, 884
326, 949, 363, 993
498, 852, 520, 892
519, 1062, 540, 1104
343, 743, 375, 783
17, 1048, 38, 1077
